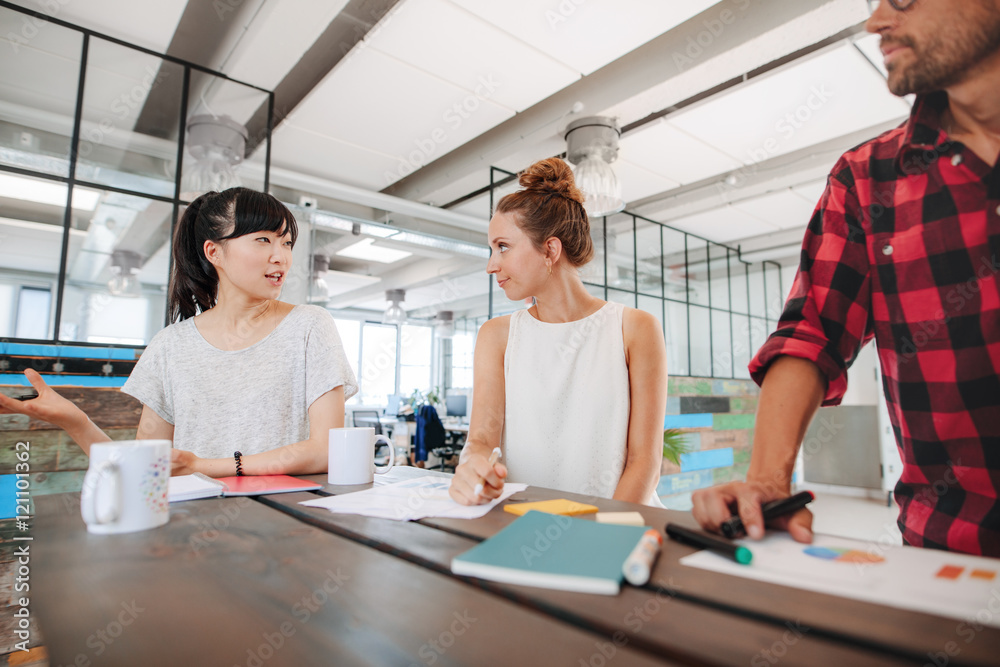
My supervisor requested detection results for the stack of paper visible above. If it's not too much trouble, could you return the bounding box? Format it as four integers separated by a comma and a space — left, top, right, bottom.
299, 475, 526, 521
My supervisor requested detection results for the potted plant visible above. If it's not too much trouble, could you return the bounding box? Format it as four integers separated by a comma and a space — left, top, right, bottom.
408, 387, 443, 410
662, 428, 694, 466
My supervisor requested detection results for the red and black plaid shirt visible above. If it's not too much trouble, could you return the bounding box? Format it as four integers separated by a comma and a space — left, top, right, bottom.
750, 92, 1000, 557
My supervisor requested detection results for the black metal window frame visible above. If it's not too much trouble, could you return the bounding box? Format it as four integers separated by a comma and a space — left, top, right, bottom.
0, 1, 274, 352
482, 166, 784, 381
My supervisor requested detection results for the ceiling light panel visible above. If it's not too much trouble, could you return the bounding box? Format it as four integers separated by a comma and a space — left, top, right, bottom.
419, 168, 493, 208
853, 33, 887, 78
221, 0, 351, 90
448, 196, 492, 221
620, 120, 742, 185
732, 190, 816, 231
336, 238, 413, 263
80, 38, 181, 136
0, 172, 102, 209
450, 0, 717, 75
615, 159, 679, 204
269, 123, 401, 190
668, 45, 910, 168
0, 217, 85, 274
26, 0, 187, 53
601, 0, 870, 127
663, 205, 779, 245
389, 269, 491, 310
324, 269, 383, 297
792, 179, 828, 207
288, 48, 511, 181
368, 0, 579, 113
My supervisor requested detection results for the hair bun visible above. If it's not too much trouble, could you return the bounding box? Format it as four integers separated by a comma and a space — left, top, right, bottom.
518, 157, 585, 205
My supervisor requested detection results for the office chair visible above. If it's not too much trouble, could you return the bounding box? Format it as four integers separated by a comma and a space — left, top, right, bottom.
352, 410, 383, 435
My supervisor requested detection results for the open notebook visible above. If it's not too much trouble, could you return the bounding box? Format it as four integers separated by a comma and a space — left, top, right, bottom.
168, 473, 322, 502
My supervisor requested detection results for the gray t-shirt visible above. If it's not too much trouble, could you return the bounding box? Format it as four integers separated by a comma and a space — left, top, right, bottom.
122, 305, 358, 459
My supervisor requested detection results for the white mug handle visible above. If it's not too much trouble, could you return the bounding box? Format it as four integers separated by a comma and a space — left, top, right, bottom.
81, 460, 121, 526
374, 434, 394, 474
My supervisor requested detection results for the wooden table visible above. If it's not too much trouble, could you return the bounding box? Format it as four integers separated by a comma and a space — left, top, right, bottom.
30, 474, 1000, 666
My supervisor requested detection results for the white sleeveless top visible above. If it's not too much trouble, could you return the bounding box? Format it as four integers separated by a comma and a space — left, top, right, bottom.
503, 302, 659, 505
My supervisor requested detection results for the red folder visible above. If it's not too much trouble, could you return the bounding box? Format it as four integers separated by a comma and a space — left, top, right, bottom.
215, 475, 322, 496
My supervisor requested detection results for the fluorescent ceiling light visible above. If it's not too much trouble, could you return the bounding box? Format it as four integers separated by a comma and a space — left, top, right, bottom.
312, 212, 399, 238
336, 238, 412, 263
0, 173, 100, 210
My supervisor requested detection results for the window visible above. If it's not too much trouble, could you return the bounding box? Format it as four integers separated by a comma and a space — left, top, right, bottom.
399, 324, 432, 397
15, 287, 52, 339
0, 4, 273, 347
451, 331, 475, 389
334, 318, 361, 404
359, 323, 397, 406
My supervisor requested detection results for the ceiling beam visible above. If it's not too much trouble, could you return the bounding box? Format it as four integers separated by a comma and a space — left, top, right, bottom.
133, 0, 267, 137
382, 0, 844, 202
630, 116, 906, 222
242, 0, 402, 155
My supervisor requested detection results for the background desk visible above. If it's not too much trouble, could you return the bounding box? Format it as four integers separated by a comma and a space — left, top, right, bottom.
32, 477, 1000, 666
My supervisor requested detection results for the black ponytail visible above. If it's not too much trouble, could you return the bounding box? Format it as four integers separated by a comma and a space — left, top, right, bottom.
168, 187, 298, 322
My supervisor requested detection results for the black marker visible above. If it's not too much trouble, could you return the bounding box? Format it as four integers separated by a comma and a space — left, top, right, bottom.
14, 391, 38, 401
666, 523, 753, 565
720, 490, 815, 539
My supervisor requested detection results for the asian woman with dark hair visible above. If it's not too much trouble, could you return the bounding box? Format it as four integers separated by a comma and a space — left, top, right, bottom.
0, 187, 357, 477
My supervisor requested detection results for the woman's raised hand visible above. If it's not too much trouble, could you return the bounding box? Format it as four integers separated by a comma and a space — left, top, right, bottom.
0, 369, 86, 429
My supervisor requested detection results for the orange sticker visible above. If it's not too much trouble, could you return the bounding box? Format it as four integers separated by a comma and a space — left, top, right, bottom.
936, 565, 964, 580
837, 550, 886, 564
970, 569, 997, 581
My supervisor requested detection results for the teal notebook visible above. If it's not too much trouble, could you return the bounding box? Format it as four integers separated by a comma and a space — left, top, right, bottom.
451, 510, 648, 595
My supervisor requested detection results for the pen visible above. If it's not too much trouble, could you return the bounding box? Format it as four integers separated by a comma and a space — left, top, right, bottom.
720, 490, 815, 539
623, 528, 662, 586
665, 523, 753, 565
14, 391, 38, 401
473, 447, 502, 499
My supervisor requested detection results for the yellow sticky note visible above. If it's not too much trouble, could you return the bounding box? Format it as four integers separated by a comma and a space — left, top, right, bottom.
594, 512, 646, 526
504, 499, 599, 516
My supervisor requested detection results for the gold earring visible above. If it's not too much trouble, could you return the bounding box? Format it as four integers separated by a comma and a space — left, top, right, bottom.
546, 259, 552, 276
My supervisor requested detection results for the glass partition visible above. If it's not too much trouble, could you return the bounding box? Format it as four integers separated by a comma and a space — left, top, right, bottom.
0, 172, 71, 339
181, 70, 269, 201
0, 7, 82, 177
0, 4, 273, 347
77, 38, 184, 198
59, 189, 172, 344
635, 217, 662, 298
605, 213, 635, 294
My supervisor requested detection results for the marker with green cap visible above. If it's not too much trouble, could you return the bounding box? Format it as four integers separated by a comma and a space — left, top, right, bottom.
665, 523, 753, 565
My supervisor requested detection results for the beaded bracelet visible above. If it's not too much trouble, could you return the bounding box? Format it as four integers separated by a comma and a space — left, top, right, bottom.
234, 451, 243, 476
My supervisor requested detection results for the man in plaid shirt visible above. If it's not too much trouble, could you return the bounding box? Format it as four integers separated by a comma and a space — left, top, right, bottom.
694, 0, 1000, 556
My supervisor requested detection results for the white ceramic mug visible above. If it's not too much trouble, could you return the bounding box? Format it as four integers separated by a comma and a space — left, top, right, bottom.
80, 440, 171, 535
328, 427, 394, 485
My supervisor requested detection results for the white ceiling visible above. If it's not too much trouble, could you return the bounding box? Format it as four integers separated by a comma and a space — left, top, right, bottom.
0, 0, 912, 318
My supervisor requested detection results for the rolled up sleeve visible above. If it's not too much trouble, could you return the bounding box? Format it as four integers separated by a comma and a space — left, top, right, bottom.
749, 160, 874, 406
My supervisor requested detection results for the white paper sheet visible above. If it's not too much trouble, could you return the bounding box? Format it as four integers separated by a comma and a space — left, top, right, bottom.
372, 466, 452, 486
680, 533, 1000, 626
299, 475, 527, 521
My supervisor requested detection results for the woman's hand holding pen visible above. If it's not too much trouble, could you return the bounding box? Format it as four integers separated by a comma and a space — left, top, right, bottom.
449, 447, 507, 505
